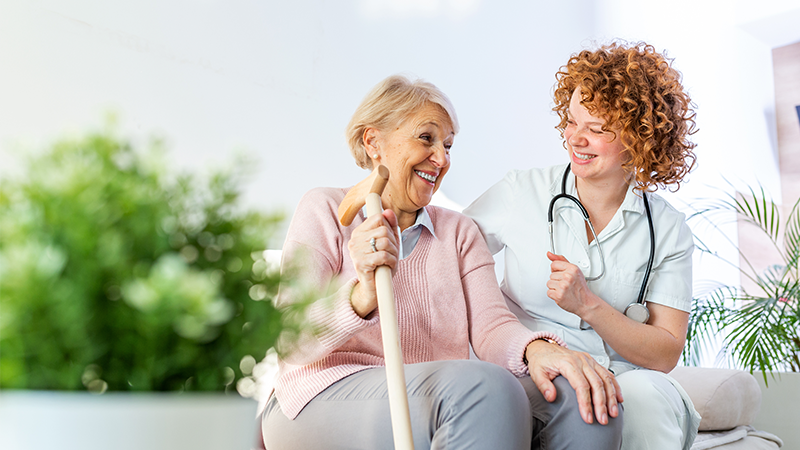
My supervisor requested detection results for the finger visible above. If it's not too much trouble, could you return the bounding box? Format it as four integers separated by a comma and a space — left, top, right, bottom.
377, 253, 399, 271
356, 250, 398, 274
560, 364, 596, 424
351, 214, 387, 240
545, 288, 562, 303
610, 369, 624, 404
548, 271, 566, 283
366, 220, 399, 253
551, 258, 582, 273
529, 370, 558, 403
350, 238, 394, 273
367, 238, 399, 269
602, 371, 621, 418
545, 280, 562, 295
374, 215, 399, 249
580, 363, 610, 425
547, 251, 569, 262
549, 260, 572, 274
382, 209, 399, 230
370, 235, 399, 260
573, 379, 595, 424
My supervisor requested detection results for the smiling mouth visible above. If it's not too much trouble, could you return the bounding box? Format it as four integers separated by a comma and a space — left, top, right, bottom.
573, 151, 596, 161
415, 170, 437, 183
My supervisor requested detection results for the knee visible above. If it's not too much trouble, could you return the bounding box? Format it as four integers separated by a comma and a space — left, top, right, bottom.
462, 360, 518, 389
546, 376, 624, 443
619, 372, 659, 408
433, 360, 529, 415
617, 370, 682, 421
422, 361, 531, 449
446, 360, 523, 395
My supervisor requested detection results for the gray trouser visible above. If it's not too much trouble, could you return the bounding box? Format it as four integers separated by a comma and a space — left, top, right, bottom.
519, 375, 624, 450
262, 360, 532, 450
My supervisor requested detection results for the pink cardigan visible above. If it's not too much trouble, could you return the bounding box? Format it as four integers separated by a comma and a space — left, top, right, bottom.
274, 187, 560, 419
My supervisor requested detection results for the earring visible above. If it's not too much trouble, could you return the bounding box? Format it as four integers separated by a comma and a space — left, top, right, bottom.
372, 154, 378, 159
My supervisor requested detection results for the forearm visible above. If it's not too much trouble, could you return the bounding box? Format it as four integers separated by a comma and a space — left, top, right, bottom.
349, 280, 377, 318
580, 294, 687, 372
280, 277, 378, 366
465, 267, 529, 372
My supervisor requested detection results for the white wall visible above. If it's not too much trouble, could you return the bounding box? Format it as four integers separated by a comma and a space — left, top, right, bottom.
2, 1, 799, 354
0, 0, 597, 249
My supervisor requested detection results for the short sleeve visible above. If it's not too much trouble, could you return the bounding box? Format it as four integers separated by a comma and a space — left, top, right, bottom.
463, 171, 519, 255
645, 207, 694, 312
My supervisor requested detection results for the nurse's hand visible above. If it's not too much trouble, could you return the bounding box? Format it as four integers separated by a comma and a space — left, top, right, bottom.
348, 209, 399, 318
546, 252, 601, 317
526, 340, 623, 425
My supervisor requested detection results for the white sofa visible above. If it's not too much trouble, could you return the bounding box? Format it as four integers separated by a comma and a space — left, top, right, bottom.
669, 366, 784, 449
256, 348, 791, 449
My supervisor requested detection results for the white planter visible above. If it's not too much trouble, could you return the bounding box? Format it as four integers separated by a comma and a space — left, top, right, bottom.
753, 371, 800, 450
0, 391, 260, 450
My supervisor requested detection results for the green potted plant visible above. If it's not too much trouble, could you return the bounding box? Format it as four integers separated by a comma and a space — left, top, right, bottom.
0, 123, 299, 449
684, 184, 800, 375
682, 183, 800, 449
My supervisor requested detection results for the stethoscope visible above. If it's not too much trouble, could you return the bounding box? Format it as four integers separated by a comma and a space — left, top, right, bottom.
547, 164, 655, 323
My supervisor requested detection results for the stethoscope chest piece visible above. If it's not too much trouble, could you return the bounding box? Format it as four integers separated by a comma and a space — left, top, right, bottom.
624, 302, 650, 323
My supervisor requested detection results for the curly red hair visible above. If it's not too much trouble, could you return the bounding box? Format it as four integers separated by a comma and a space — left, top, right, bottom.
553, 41, 697, 191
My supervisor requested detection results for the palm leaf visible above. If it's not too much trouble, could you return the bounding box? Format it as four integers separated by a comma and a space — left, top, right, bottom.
723, 268, 800, 374
731, 184, 781, 243
686, 182, 782, 279
724, 297, 794, 378
684, 181, 800, 375
684, 285, 736, 366
785, 197, 800, 271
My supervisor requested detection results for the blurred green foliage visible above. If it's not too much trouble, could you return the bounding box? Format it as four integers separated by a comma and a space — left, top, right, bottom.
0, 125, 292, 392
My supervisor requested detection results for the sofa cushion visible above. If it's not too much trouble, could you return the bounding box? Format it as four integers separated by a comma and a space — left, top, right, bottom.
669, 366, 762, 431
692, 427, 782, 450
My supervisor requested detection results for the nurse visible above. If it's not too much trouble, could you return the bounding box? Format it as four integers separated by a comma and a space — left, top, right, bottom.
465, 41, 702, 450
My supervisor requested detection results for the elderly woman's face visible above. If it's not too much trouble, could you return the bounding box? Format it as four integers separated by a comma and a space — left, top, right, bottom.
374, 103, 454, 215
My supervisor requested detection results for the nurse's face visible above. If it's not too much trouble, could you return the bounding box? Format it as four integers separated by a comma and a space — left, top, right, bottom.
563, 87, 627, 185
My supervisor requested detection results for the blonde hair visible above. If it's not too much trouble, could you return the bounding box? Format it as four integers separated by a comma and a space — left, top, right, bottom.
346, 74, 459, 169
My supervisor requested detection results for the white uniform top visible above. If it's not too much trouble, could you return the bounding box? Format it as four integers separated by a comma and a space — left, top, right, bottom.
464, 163, 694, 374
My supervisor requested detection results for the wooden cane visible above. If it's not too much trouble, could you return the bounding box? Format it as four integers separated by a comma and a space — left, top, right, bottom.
338, 165, 414, 450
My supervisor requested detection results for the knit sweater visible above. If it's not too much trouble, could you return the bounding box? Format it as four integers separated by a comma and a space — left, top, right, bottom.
274, 187, 556, 419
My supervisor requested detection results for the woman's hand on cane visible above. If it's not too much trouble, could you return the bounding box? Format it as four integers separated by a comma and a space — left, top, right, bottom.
348, 209, 399, 318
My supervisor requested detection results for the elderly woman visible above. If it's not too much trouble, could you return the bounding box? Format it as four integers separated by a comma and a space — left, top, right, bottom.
465, 42, 702, 449
262, 75, 623, 449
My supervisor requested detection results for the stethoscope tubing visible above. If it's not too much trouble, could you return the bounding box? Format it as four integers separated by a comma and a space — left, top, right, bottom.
547, 164, 654, 306
548, 191, 606, 282
638, 193, 655, 305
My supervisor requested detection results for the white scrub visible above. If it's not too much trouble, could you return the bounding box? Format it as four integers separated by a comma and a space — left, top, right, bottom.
464, 163, 701, 450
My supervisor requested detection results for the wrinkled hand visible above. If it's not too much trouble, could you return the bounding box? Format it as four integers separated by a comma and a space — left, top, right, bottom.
526, 340, 623, 425
347, 209, 399, 317
546, 252, 597, 316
